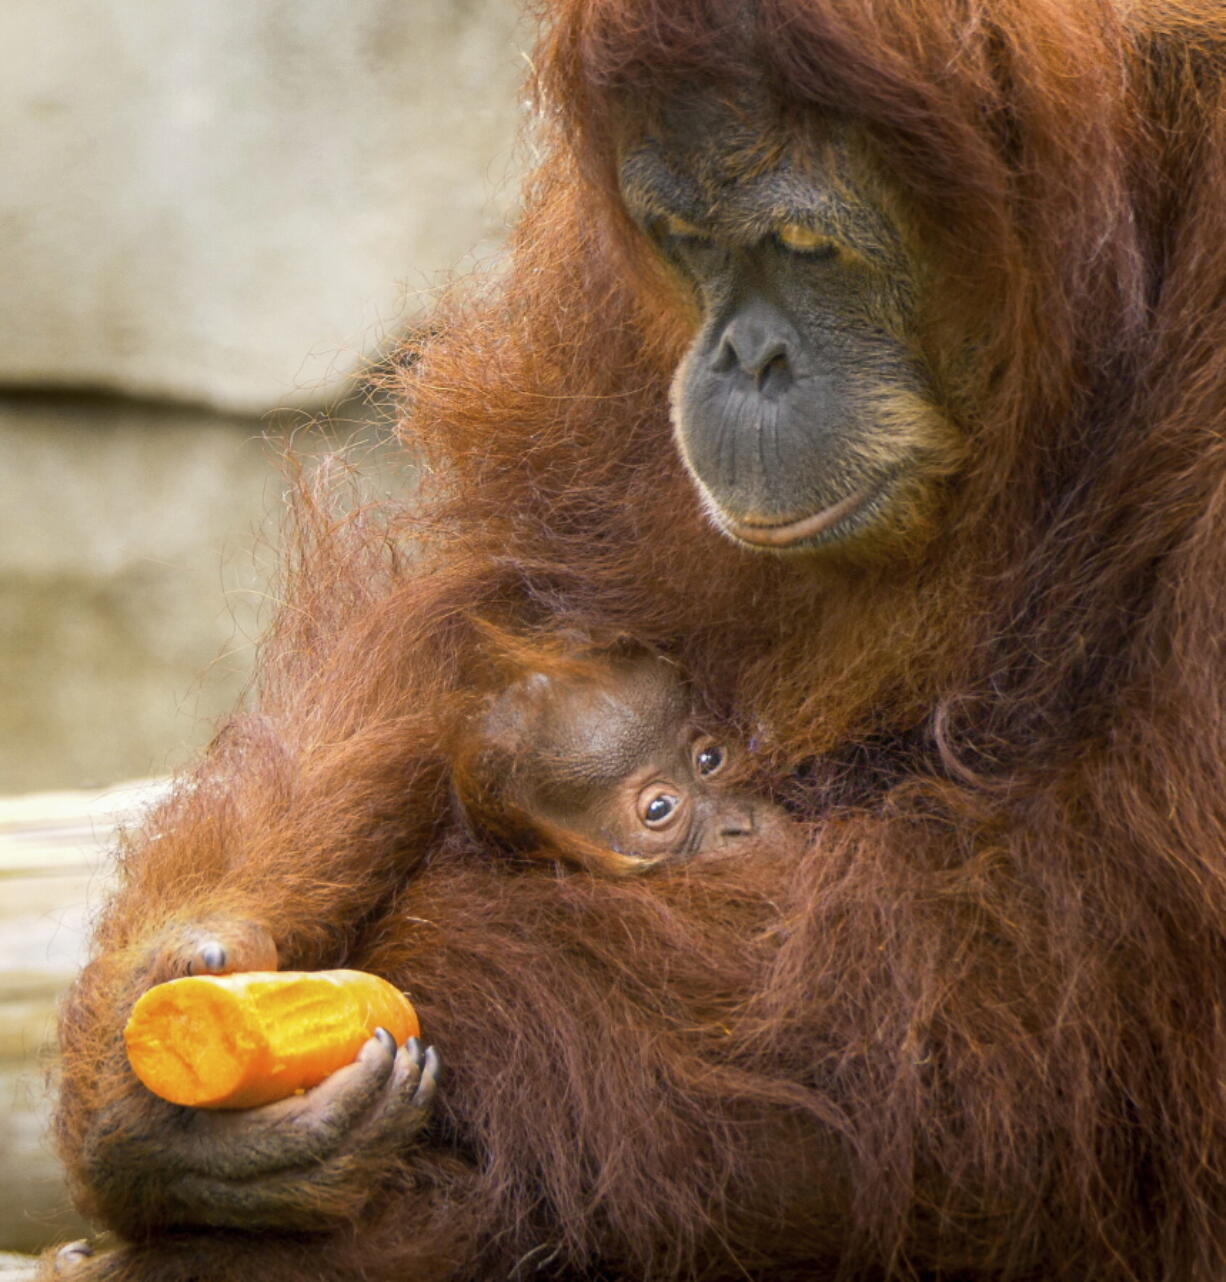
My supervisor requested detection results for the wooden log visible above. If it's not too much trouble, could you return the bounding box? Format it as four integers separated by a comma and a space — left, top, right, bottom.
0, 780, 169, 1254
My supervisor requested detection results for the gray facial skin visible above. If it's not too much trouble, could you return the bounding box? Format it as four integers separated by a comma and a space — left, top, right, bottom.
617, 93, 963, 557
491, 654, 791, 863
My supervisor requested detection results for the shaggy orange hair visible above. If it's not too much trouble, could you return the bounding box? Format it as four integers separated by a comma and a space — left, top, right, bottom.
52, 3, 1226, 1279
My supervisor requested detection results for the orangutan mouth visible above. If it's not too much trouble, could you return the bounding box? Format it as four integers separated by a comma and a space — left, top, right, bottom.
724, 483, 879, 548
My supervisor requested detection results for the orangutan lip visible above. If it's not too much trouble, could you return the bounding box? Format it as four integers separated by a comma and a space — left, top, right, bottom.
725, 484, 878, 548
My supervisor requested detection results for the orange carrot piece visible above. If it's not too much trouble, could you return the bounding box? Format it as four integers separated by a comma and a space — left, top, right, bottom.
124, 970, 420, 1110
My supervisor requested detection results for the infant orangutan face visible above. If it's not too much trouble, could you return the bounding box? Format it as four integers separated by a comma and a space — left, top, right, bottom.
503, 654, 785, 862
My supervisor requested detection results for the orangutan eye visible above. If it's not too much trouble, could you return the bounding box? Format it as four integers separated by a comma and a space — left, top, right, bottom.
774, 222, 839, 259
652, 212, 713, 246
642, 792, 680, 827
695, 743, 725, 776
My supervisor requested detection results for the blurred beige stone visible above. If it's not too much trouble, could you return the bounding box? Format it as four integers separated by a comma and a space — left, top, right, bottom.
0, 396, 280, 793
0, 0, 526, 413
0, 395, 408, 794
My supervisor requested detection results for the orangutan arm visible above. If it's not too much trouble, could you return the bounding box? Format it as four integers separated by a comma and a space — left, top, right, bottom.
52, 545, 490, 1238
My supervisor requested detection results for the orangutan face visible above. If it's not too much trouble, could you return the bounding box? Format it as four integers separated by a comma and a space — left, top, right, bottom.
618, 95, 963, 559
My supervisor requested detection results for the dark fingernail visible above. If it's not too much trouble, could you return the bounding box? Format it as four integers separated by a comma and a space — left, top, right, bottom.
373, 1026, 396, 1051
406, 1035, 423, 1061
200, 942, 225, 973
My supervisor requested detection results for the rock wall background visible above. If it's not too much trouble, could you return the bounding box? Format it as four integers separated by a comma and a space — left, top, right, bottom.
0, 0, 526, 795
0, 0, 525, 411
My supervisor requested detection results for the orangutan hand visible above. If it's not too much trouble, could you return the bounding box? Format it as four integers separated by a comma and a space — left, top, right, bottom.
80, 919, 439, 1234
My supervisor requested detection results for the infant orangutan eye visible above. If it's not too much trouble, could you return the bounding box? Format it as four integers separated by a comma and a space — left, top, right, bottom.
695, 743, 725, 776
641, 792, 681, 827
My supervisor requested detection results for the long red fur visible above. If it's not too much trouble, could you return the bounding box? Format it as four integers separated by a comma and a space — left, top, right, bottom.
50, 2, 1226, 1278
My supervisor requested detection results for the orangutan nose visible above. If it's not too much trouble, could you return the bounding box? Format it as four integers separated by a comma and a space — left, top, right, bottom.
717, 801, 757, 840
711, 301, 797, 397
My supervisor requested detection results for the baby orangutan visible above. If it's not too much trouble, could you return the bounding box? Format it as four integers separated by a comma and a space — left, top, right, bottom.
455, 647, 793, 875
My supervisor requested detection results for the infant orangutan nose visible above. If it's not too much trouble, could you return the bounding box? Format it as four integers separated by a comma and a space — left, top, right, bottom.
715, 799, 758, 841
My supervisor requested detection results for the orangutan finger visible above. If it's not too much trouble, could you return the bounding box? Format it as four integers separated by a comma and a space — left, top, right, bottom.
182, 1032, 398, 1176
187, 941, 228, 975
414, 1045, 441, 1111
54, 1240, 94, 1275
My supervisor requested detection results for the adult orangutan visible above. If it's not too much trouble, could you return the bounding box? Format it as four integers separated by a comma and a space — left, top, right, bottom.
49, 1, 1226, 1279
